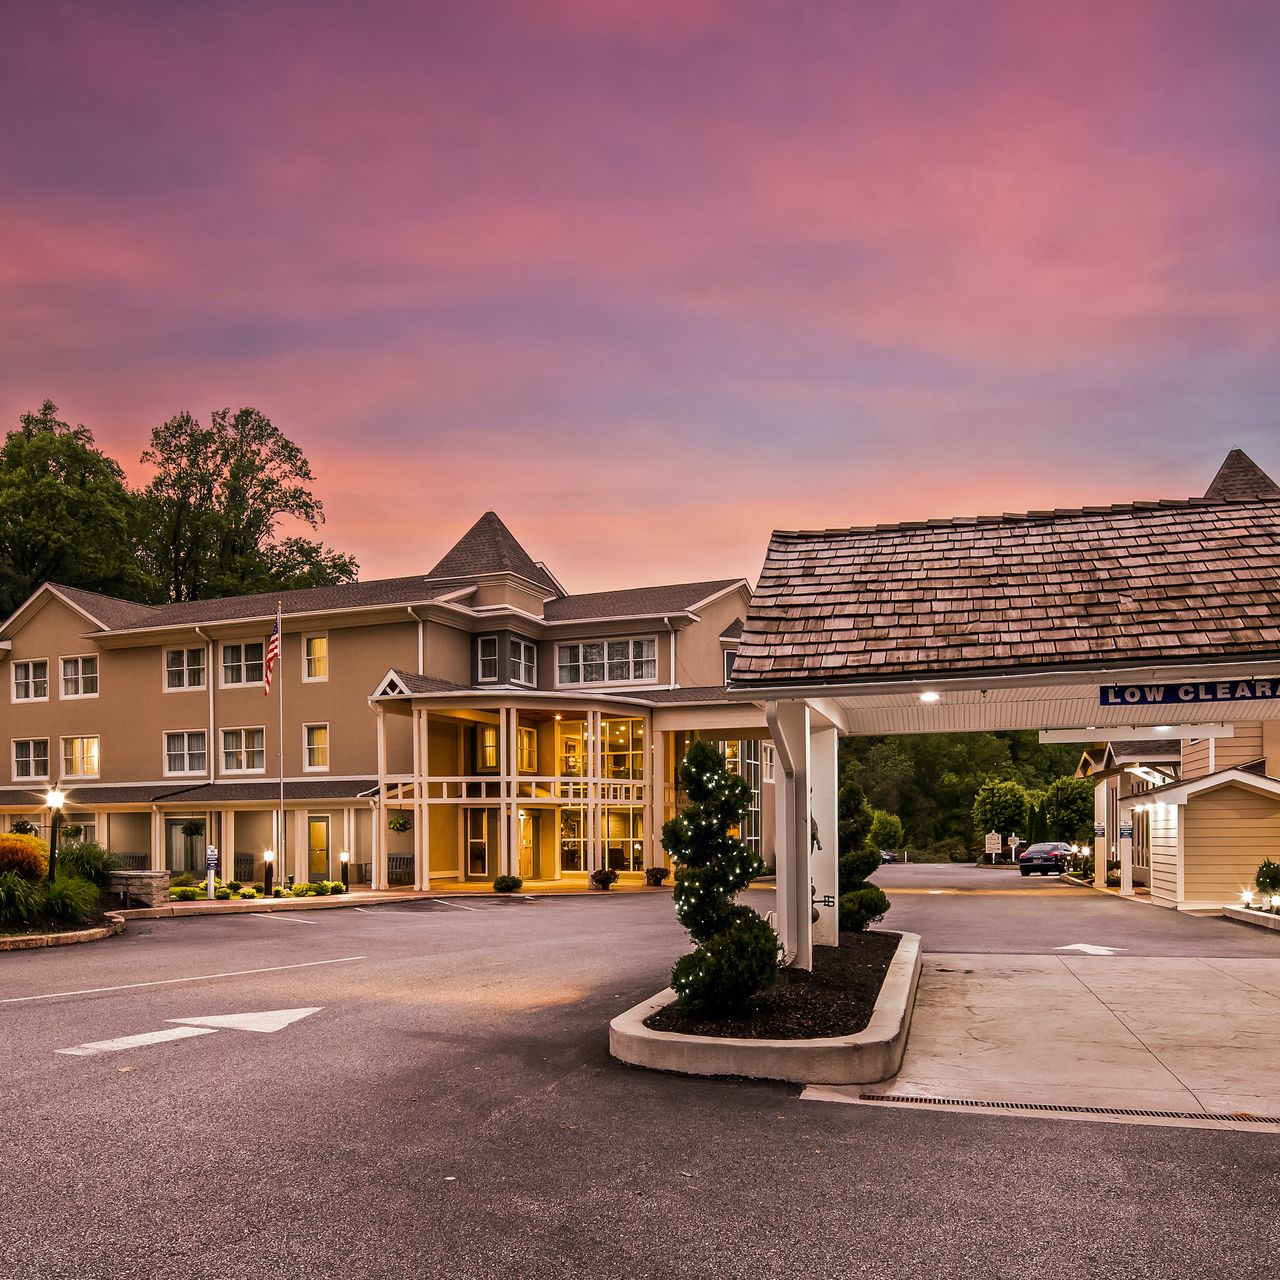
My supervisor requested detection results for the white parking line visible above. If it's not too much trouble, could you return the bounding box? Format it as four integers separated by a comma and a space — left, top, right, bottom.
244, 912, 318, 925
0, 956, 366, 1005
430, 898, 482, 912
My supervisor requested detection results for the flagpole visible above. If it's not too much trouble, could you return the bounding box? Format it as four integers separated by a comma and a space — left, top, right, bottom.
277, 602, 285, 883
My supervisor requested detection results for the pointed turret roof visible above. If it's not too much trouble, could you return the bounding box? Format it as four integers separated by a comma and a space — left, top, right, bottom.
1204, 448, 1280, 501
426, 511, 560, 594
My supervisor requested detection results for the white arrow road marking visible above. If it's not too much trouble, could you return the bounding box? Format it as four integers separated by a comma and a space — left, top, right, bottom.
168, 1007, 320, 1034
1056, 943, 1126, 956
57, 1027, 218, 1057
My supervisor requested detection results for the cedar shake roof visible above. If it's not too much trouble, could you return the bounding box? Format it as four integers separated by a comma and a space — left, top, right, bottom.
733, 498, 1280, 688
1204, 449, 1280, 501
544, 580, 740, 622
426, 511, 560, 594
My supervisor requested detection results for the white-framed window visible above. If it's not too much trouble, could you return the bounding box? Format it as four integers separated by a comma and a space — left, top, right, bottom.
477, 724, 498, 771
61, 655, 99, 698
510, 638, 536, 687
723, 648, 737, 683
12, 659, 49, 702
477, 636, 499, 682
304, 635, 329, 681
13, 738, 50, 780
517, 725, 537, 772
556, 638, 657, 686
221, 727, 265, 773
762, 743, 775, 784
62, 736, 100, 778
166, 647, 206, 690
164, 730, 207, 775
304, 723, 330, 771
221, 641, 265, 687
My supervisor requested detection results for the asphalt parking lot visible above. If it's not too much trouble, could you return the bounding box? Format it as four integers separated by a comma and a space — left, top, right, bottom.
4, 887, 1279, 1279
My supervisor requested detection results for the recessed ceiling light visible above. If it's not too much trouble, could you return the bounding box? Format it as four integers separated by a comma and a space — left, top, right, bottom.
1154, 725, 1172, 733
919, 691, 941, 704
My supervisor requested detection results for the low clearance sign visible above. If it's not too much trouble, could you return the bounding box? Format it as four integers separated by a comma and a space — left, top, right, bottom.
1100, 678, 1280, 707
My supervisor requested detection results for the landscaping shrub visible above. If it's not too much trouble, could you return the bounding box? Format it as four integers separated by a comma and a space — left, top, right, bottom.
839, 884, 891, 932
214, 886, 232, 900
45, 874, 100, 924
839, 846, 880, 894
590, 866, 619, 889
324, 880, 347, 895
492, 874, 523, 893
311, 881, 331, 895
170, 870, 198, 888
9, 818, 38, 836
1256, 858, 1280, 899
0, 833, 49, 880
228, 880, 242, 893
239, 887, 258, 899
291, 883, 315, 896
251, 883, 265, 894
644, 866, 671, 886
170, 886, 201, 901
0, 870, 45, 927
272, 887, 284, 897
664, 741, 777, 1011
58, 840, 115, 888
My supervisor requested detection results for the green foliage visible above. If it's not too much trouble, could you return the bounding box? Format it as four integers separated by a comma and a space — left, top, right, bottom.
239, 887, 259, 899
972, 780, 1029, 839
839, 885, 891, 932
0, 833, 49, 880
590, 866, 619, 889
9, 819, 38, 836
841, 732, 1081, 849
251, 883, 265, 894
867, 809, 905, 853
644, 866, 671, 886
58, 840, 115, 888
664, 741, 777, 1010
214, 886, 232, 900
138, 406, 357, 602
169, 870, 198, 887
272, 887, 285, 897
670, 907, 779, 1012
170, 886, 201, 901
324, 880, 347, 895
45, 874, 100, 924
1042, 776, 1096, 843
0, 870, 45, 926
838, 772, 873, 856
227, 880, 242, 892
0, 400, 149, 615
492, 874, 523, 893
839, 848, 881, 895
387, 814, 413, 832
1256, 859, 1280, 896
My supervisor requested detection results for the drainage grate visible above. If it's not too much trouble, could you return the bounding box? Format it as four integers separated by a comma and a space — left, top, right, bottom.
858, 1093, 1280, 1125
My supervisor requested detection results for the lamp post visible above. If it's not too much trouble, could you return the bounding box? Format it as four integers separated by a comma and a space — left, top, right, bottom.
339, 850, 350, 890
263, 848, 275, 897
45, 787, 66, 882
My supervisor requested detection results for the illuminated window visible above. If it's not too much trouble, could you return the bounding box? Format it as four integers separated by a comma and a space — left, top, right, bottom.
478, 725, 499, 771
604, 807, 645, 872
557, 638, 656, 686
517, 725, 537, 772
601, 718, 645, 780
304, 635, 329, 681
62, 736, 100, 778
304, 724, 330, 770
560, 806, 587, 872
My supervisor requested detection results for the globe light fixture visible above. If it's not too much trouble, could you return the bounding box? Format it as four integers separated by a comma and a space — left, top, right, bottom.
263, 848, 276, 897
45, 787, 66, 882
339, 849, 350, 889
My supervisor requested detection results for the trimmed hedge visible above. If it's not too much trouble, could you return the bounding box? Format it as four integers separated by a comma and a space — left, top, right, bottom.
0, 833, 49, 880
492, 875, 523, 893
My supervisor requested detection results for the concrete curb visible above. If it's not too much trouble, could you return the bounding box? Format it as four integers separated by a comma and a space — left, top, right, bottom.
1223, 905, 1280, 933
609, 931, 922, 1086
1, 911, 125, 951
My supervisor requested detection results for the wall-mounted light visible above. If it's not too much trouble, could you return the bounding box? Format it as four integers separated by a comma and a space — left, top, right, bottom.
919, 691, 941, 704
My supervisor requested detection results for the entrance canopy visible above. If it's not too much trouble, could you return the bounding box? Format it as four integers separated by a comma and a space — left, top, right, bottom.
729, 493, 1280, 736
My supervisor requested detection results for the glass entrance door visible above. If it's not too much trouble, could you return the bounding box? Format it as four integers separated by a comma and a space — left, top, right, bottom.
517, 810, 540, 880
166, 817, 206, 875
465, 808, 491, 878
308, 816, 329, 882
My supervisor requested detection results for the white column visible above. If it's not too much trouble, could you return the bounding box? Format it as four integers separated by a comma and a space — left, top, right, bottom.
221, 810, 236, 882
373, 706, 388, 890
1094, 776, 1110, 890
293, 809, 308, 884
419, 709, 431, 890
766, 700, 813, 970
150, 808, 164, 872
810, 723, 839, 946
648, 724, 666, 868
1119, 826, 1134, 897
411, 707, 425, 889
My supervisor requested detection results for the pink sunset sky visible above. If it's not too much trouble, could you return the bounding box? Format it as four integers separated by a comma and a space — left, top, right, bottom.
3, 0, 1279, 592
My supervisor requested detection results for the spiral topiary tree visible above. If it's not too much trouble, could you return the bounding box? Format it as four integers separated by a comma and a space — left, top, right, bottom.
663, 740, 779, 1011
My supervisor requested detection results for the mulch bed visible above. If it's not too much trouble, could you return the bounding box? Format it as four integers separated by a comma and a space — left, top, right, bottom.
645, 930, 900, 1040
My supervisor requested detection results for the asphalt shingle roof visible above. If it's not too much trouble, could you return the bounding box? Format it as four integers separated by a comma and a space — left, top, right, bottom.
733, 498, 1280, 688
427, 511, 560, 593
1204, 449, 1280, 501
544, 580, 740, 622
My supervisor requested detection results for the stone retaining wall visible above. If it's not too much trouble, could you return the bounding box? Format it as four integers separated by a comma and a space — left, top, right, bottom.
107, 869, 170, 909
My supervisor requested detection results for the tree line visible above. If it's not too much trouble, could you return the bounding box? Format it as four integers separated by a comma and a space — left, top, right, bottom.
0, 399, 358, 617
837, 731, 1092, 858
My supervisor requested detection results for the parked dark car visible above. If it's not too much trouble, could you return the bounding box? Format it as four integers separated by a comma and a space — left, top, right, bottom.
880, 850, 898, 864
1018, 841, 1071, 876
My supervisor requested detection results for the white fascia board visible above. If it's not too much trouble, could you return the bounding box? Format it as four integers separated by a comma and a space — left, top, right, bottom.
1119, 768, 1280, 810
686, 580, 752, 613
0, 583, 109, 638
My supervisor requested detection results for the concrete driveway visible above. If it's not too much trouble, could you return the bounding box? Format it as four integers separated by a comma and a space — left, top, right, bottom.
809, 864, 1280, 1130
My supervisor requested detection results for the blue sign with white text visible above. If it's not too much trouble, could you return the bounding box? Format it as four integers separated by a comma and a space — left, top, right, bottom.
1100, 678, 1280, 707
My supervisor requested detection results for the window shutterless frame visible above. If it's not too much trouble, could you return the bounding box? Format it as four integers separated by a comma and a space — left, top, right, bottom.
164, 647, 207, 692
12, 738, 50, 780
303, 634, 329, 682
220, 726, 266, 773
303, 723, 330, 772
554, 637, 658, 687
11, 659, 49, 702
163, 730, 208, 776
477, 636, 499, 683
60, 654, 99, 699
220, 641, 266, 687
60, 735, 100, 779
510, 637, 536, 687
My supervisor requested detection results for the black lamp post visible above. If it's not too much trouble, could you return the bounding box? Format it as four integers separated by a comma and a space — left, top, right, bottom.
46, 787, 65, 882
339, 850, 350, 889
263, 848, 275, 897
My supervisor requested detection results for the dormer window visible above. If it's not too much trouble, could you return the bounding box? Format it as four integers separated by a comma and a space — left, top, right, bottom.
478, 636, 499, 682
511, 638, 536, 686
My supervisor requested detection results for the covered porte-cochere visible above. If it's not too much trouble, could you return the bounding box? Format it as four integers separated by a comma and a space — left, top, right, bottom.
729, 489, 1280, 967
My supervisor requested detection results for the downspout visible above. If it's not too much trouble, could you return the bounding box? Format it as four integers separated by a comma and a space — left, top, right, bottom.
407, 606, 425, 675
663, 615, 676, 689
195, 626, 215, 781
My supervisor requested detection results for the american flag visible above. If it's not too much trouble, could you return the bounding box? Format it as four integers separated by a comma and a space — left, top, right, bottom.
264, 614, 281, 696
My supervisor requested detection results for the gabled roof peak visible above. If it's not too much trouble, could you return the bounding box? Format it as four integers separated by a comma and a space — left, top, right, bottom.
426, 512, 561, 595
1204, 448, 1279, 501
